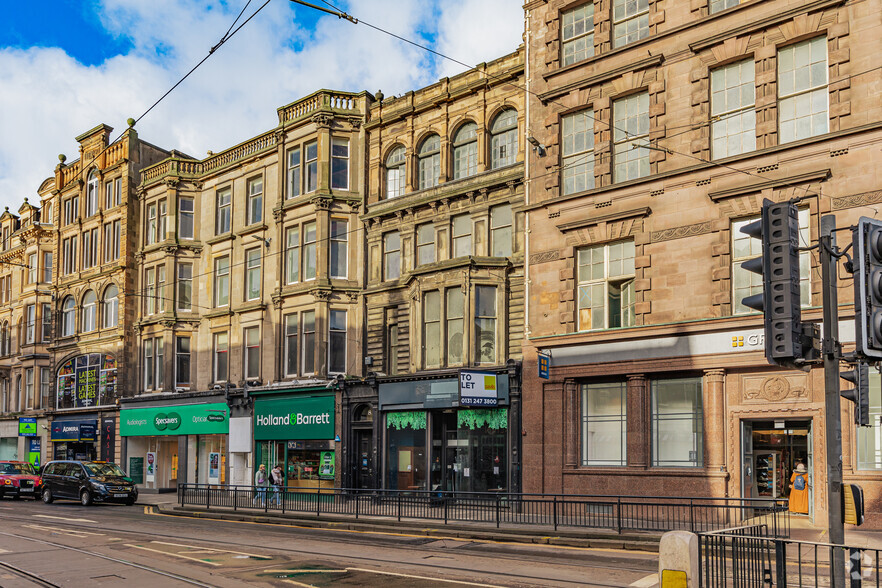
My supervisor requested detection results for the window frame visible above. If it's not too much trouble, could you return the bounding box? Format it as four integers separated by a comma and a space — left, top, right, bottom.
284, 313, 299, 377
490, 109, 518, 169
175, 336, 191, 389
301, 311, 316, 376
303, 221, 317, 281
612, 92, 650, 183
423, 291, 441, 369
490, 204, 513, 257
287, 147, 301, 199
612, 0, 649, 48
418, 134, 441, 190
244, 326, 260, 380
386, 146, 406, 198
247, 177, 263, 225
561, 3, 595, 67
581, 381, 627, 467
213, 331, 229, 383
577, 240, 636, 331
285, 226, 300, 285
777, 36, 829, 144
102, 284, 119, 329
81, 290, 97, 333
177, 263, 192, 312
214, 256, 230, 307
216, 187, 232, 235
331, 137, 350, 190
384, 231, 401, 281
417, 224, 435, 266
452, 122, 478, 180
62, 296, 76, 337
179, 197, 195, 239
452, 214, 472, 258
245, 248, 262, 301
711, 59, 756, 159
474, 285, 498, 364
305, 141, 319, 193
328, 309, 347, 374
651, 377, 704, 468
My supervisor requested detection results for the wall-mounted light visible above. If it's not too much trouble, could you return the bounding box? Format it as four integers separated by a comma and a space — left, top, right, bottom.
527, 136, 546, 157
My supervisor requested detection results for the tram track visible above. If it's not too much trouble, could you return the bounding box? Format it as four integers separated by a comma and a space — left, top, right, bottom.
0, 558, 60, 587
0, 508, 656, 587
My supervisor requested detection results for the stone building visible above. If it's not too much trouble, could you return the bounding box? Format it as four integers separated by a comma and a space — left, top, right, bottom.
43, 123, 170, 466
0, 199, 55, 463
342, 48, 526, 492
523, 0, 882, 526
127, 90, 371, 489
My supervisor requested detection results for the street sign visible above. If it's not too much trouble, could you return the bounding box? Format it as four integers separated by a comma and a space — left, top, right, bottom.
18, 417, 36, 437
538, 353, 550, 379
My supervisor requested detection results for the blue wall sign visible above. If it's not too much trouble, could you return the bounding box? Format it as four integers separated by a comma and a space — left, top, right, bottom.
538, 353, 550, 380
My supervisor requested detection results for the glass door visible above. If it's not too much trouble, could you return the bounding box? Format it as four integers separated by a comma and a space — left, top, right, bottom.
741, 420, 754, 499
807, 421, 814, 519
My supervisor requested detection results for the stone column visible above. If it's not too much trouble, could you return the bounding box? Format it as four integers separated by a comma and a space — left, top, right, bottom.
564, 378, 579, 469
703, 369, 726, 471
627, 374, 648, 468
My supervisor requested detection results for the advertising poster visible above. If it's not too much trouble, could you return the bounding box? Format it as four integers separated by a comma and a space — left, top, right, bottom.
146, 451, 156, 482
101, 418, 116, 462
27, 438, 41, 468
18, 417, 36, 437
209, 452, 220, 485
74, 365, 98, 409
319, 451, 335, 479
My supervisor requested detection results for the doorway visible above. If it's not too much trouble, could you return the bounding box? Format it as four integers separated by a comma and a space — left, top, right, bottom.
354, 429, 373, 489
741, 419, 813, 516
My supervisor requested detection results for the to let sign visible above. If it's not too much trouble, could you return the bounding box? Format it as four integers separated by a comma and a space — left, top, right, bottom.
459, 371, 499, 406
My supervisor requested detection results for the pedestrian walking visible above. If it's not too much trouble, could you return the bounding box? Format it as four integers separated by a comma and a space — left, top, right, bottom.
254, 464, 269, 506
269, 464, 284, 507
788, 462, 810, 514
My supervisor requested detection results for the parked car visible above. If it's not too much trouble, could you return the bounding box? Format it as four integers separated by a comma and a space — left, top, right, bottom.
40, 460, 138, 506
0, 461, 41, 500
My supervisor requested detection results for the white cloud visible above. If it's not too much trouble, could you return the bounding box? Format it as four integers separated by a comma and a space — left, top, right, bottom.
0, 0, 522, 211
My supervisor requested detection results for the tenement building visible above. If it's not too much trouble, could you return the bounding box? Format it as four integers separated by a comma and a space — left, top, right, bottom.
343, 48, 526, 492
126, 91, 370, 490
523, 0, 882, 526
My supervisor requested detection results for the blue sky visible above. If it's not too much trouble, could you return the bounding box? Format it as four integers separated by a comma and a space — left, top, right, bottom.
0, 0, 522, 211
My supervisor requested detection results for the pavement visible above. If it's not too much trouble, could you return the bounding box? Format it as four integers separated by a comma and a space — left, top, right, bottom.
134, 491, 665, 552
134, 492, 882, 551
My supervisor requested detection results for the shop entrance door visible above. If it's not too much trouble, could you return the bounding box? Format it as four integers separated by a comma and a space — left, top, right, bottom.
431, 412, 465, 493
355, 429, 373, 489
741, 419, 812, 517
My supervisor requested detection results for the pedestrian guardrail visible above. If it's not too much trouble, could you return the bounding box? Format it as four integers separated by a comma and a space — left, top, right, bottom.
177, 484, 789, 535
699, 524, 879, 586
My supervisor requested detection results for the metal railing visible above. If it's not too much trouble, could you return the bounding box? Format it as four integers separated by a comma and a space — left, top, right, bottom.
700, 525, 881, 587
177, 484, 789, 535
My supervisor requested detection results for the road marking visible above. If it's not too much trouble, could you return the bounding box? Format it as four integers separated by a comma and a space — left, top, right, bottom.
0, 548, 9, 553
124, 544, 223, 567
150, 540, 271, 559
265, 569, 349, 574
630, 573, 658, 587
33, 515, 96, 523
145, 510, 656, 555
280, 579, 317, 588
23, 524, 105, 537
345, 568, 506, 587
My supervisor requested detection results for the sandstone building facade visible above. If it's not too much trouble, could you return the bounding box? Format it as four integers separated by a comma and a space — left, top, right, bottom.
523, 0, 882, 526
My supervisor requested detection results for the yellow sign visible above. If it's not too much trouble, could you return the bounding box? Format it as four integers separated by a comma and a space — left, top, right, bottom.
843, 484, 864, 526
661, 570, 687, 588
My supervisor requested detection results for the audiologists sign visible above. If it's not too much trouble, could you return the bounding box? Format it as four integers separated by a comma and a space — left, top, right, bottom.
254, 396, 335, 440
119, 403, 229, 436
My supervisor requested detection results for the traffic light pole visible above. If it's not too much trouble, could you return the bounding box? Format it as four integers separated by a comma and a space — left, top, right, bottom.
820, 214, 846, 588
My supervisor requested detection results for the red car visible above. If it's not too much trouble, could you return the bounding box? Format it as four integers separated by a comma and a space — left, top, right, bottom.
0, 461, 41, 500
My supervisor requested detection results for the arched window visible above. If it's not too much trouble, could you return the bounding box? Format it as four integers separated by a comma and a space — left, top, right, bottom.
490, 109, 518, 169
62, 296, 76, 337
86, 170, 99, 217
82, 290, 97, 332
103, 285, 118, 328
354, 404, 373, 422
452, 122, 478, 180
418, 134, 441, 190
385, 146, 406, 198
1, 321, 8, 356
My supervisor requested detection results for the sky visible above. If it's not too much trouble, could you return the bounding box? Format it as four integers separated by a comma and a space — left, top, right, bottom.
0, 0, 523, 212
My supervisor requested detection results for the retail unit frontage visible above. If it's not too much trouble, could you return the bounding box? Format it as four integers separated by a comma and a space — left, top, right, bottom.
252, 388, 339, 490
522, 322, 882, 527
119, 394, 229, 491
344, 367, 521, 494
0, 416, 49, 466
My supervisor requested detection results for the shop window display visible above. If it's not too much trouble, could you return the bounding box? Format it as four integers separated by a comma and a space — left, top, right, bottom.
257, 440, 334, 490
56, 354, 117, 409
385, 412, 427, 490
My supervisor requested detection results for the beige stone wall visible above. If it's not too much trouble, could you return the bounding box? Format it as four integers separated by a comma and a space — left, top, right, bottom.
137, 91, 370, 392
362, 49, 526, 375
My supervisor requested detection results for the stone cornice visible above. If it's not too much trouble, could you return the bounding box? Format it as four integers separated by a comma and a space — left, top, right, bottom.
556, 207, 651, 233
707, 169, 831, 202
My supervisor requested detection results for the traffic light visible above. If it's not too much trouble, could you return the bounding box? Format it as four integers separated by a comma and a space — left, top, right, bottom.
741, 198, 806, 369
840, 362, 870, 427
852, 217, 882, 359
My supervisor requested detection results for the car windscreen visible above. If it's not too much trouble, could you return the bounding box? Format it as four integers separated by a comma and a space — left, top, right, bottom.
84, 463, 127, 477
0, 463, 34, 475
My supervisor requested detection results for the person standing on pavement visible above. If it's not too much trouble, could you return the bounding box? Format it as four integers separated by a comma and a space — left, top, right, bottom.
269, 464, 284, 507
254, 464, 269, 506
788, 462, 810, 514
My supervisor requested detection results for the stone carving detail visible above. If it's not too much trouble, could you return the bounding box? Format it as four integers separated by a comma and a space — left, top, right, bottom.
314, 197, 332, 211
651, 221, 714, 243
529, 249, 560, 264
832, 191, 882, 210
312, 113, 333, 128
743, 375, 808, 403
312, 289, 332, 300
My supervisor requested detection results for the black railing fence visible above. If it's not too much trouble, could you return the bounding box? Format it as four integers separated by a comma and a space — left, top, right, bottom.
700, 525, 881, 587
177, 484, 789, 535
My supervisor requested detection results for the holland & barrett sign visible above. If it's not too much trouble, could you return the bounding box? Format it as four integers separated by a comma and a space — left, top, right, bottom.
120, 403, 229, 436
254, 396, 335, 440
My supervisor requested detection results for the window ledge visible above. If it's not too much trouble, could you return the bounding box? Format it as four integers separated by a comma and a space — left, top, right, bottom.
206, 233, 234, 246
203, 308, 234, 319
235, 302, 266, 314
237, 223, 269, 238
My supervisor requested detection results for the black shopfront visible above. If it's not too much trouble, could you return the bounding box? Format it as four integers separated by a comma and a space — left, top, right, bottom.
342, 365, 521, 493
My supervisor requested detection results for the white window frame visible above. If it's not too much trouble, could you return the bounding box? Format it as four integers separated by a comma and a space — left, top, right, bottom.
562, 3, 595, 67
474, 285, 497, 364
331, 137, 350, 190
287, 147, 301, 199
778, 36, 828, 144
651, 378, 704, 468
305, 141, 318, 193
490, 109, 518, 169
303, 222, 317, 281
179, 197, 194, 239
328, 309, 347, 374
175, 336, 190, 389
417, 224, 435, 266
612, 0, 649, 48
581, 382, 627, 466
418, 135, 441, 190
384, 231, 401, 281
245, 248, 261, 301
711, 59, 756, 159
244, 326, 260, 380
301, 311, 316, 376
216, 188, 231, 235
613, 92, 650, 183
177, 263, 192, 312
330, 219, 348, 278
709, 0, 739, 14
490, 204, 513, 257
562, 110, 594, 195
247, 177, 263, 225
577, 240, 636, 331
284, 313, 298, 377
452, 215, 472, 258
25, 304, 35, 344
213, 332, 229, 383
215, 256, 230, 307
103, 285, 119, 328
386, 146, 406, 198
82, 291, 97, 333
286, 226, 300, 284
452, 122, 478, 180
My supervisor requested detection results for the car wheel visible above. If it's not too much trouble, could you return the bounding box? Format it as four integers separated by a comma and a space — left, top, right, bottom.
42, 488, 53, 504
80, 490, 93, 506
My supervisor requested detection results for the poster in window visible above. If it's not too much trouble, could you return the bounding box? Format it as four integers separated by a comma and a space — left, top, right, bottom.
319, 451, 335, 479
146, 452, 156, 482
74, 366, 98, 408
209, 452, 220, 485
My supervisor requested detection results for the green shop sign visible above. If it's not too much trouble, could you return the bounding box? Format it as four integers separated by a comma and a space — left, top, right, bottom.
254, 396, 334, 440
119, 403, 229, 437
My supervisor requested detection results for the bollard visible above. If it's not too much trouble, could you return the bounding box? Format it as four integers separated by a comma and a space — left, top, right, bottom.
659, 530, 699, 588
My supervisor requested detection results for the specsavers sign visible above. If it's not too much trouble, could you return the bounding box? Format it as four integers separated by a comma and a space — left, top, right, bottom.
120, 403, 229, 436
254, 396, 334, 440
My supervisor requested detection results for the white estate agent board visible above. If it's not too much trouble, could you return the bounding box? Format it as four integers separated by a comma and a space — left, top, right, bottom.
459, 371, 499, 406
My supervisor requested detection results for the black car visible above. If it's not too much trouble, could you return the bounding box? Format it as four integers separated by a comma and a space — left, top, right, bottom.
40, 460, 138, 506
